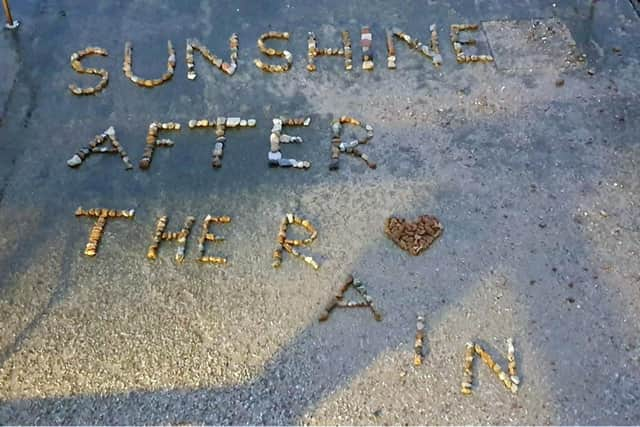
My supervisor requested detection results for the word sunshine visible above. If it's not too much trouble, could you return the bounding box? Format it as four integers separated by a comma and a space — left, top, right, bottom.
68, 24, 493, 95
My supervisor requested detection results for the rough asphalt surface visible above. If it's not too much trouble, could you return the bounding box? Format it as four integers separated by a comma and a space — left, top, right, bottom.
0, 0, 639, 425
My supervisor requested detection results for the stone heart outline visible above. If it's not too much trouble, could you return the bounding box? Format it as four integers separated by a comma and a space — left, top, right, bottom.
384, 215, 443, 256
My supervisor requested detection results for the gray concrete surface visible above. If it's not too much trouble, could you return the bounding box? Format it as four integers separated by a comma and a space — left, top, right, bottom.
0, 0, 639, 425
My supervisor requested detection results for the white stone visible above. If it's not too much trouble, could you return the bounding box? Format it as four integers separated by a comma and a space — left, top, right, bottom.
156, 139, 175, 146
247, 119, 257, 127
270, 133, 280, 145
303, 117, 311, 126
280, 134, 292, 143
67, 155, 82, 167
240, 119, 247, 127
226, 117, 241, 127
268, 151, 282, 161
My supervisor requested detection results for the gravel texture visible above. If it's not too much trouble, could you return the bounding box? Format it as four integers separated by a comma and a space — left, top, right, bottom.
0, 0, 639, 424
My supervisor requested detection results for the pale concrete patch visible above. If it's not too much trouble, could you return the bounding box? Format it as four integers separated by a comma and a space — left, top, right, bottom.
483, 18, 584, 73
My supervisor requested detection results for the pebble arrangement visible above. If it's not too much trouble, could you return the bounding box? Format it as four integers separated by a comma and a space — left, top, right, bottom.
507, 337, 518, 387
147, 215, 196, 263
319, 274, 382, 322
68, 47, 109, 96
360, 26, 374, 70
388, 26, 443, 68
67, 126, 132, 170
414, 314, 425, 366
186, 34, 239, 80
139, 122, 181, 169
123, 40, 176, 87
188, 117, 256, 168
197, 214, 231, 264
386, 30, 397, 69
254, 31, 293, 73
342, 31, 353, 70
430, 24, 442, 63
384, 215, 443, 256
272, 213, 319, 270
461, 339, 520, 395
461, 342, 475, 395
329, 116, 376, 170
306, 31, 352, 72
450, 24, 494, 64
75, 207, 135, 257
268, 116, 312, 169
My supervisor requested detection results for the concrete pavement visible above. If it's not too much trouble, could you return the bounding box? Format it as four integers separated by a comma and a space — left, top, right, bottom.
0, 0, 639, 424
